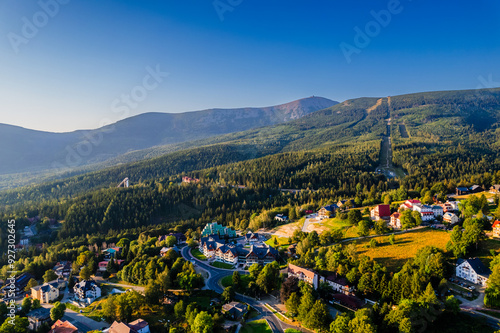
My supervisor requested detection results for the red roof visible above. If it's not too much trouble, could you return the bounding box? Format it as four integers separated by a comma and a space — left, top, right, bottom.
377, 205, 391, 217
493, 221, 500, 229
391, 212, 400, 218
408, 199, 421, 204
288, 264, 316, 280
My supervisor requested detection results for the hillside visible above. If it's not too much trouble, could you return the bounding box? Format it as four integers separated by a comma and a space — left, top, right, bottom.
0, 96, 337, 176
2, 87, 500, 240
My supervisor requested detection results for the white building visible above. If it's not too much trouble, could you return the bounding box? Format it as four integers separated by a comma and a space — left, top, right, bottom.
74, 280, 101, 304
389, 212, 402, 229
456, 258, 490, 286
443, 212, 459, 225
288, 264, 319, 289
413, 205, 434, 222
431, 205, 444, 217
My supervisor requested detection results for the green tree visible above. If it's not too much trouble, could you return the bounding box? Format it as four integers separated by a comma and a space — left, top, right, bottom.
192, 311, 213, 333
174, 300, 185, 319
249, 263, 262, 280
348, 210, 363, 225
43, 269, 58, 283
24, 278, 38, 292
305, 300, 332, 332
21, 297, 31, 314
298, 291, 314, 321
357, 220, 370, 237
232, 271, 241, 289
80, 266, 92, 280
31, 299, 41, 310
285, 292, 300, 317
0, 315, 29, 333
389, 233, 395, 245
330, 313, 350, 333
50, 302, 66, 321
221, 286, 235, 304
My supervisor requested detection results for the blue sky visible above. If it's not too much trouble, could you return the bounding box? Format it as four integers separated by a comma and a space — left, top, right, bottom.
0, 0, 499, 132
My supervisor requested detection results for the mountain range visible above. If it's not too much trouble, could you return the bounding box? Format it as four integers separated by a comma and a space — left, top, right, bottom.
0, 96, 337, 176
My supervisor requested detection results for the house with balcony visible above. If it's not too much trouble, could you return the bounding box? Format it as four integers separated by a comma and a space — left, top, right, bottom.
456, 258, 490, 286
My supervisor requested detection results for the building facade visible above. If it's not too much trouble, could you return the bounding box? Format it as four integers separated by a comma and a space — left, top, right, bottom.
456, 258, 490, 286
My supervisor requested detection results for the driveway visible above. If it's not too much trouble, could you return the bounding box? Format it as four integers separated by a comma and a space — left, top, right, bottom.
302, 214, 320, 232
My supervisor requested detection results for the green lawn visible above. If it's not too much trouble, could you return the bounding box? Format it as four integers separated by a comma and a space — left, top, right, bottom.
265, 236, 290, 247
210, 261, 234, 269
221, 274, 253, 291
240, 320, 272, 333
284, 330, 302, 333
191, 248, 207, 260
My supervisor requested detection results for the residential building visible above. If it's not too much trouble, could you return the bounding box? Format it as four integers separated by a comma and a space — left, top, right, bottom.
370, 205, 391, 221
490, 185, 500, 194
31, 279, 65, 303
493, 221, 500, 238
73, 280, 101, 304
53, 262, 72, 278
49, 320, 78, 333
288, 264, 318, 289
102, 247, 121, 260
181, 176, 199, 183
456, 258, 490, 286
109, 319, 150, 333
389, 212, 401, 229
274, 214, 288, 222
23, 225, 37, 237
222, 302, 248, 320
2, 272, 34, 298
243, 244, 279, 265
443, 212, 459, 225
319, 273, 354, 295
439, 202, 454, 213
199, 236, 278, 266
469, 185, 484, 193
199, 235, 225, 258
413, 205, 435, 221
245, 231, 259, 243
201, 222, 236, 238
27, 307, 51, 331
431, 205, 444, 217
318, 205, 337, 218
399, 199, 421, 211
337, 200, 348, 208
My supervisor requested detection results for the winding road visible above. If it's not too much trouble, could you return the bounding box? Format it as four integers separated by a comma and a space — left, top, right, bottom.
181, 246, 308, 333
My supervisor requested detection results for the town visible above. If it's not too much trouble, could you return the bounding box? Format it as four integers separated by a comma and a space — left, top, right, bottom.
2, 180, 500, 333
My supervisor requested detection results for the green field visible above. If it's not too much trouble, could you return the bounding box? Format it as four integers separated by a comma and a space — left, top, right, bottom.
240, 320, 272, 333
350, 228, 450, 271
210, 261, 234, 269
191, 248, 207, 260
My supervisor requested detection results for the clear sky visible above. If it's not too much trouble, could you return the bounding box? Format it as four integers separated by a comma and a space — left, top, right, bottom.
0, 0, 499, 132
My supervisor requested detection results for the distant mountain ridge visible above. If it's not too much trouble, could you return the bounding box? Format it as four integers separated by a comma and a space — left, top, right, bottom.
0, 96, 337, 175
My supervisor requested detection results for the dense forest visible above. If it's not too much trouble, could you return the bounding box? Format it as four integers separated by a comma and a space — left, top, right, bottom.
1, 87, 500, 260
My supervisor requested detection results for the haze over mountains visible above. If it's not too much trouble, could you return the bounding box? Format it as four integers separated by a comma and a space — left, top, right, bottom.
0, 96, 337, 176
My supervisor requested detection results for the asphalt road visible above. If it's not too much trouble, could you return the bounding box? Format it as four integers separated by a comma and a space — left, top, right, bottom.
181, 246, 306, 333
